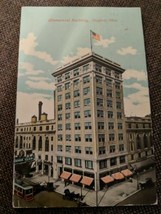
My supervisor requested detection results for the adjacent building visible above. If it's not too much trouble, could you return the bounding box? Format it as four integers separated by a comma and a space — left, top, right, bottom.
52, 52, 128, 190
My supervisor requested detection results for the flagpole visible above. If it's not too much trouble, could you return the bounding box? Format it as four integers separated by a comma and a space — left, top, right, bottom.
90, 30, 93, 53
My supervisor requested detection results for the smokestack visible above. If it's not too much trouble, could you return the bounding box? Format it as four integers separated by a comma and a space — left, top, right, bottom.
38, 101, 43, 121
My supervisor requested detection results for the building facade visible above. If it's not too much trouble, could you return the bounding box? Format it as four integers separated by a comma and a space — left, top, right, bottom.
14, 102, 56, 177
52, 52, 128, 190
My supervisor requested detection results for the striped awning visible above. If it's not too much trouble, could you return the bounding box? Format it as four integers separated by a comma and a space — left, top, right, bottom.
101, 175, 114, 184
81, 176, 93, 186
121, 169, 133, 177
69, 174, 81, 183
60, 171, 71, 180
112, 172, 124, 180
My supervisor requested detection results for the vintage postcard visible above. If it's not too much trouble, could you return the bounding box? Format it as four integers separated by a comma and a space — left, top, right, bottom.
13, 7, 157, 207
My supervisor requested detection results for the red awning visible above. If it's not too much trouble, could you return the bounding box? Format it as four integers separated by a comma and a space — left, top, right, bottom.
69, 174, 81, 183
112, 172, 124, 180
121, 169, 133, 177
101, 175, 114, 184
81, 176, 93, 186
60, 171, 71, 180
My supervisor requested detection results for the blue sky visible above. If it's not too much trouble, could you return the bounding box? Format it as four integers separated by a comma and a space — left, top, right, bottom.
16, 7, 150, 122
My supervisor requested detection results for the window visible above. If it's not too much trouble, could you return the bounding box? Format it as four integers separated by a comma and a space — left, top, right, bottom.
45, 137, 49, 151
51, 156, 53, 162
75, 146, 81, 154
65, 72, 70, 80
57, 76, 62, 83
120, 156, 126, 164
116, 102, 121, 109
65, 92, 71, 99
85, 147, 93, 155
99, 146, 106, 155
66, 145, 71, 152
74, 159, 81, 167
46, 126, 49, 131
110, 145, 115, 153
83, 87, 90, 95
45, 155, 48, 161
65, 113, 70, 119
73, 68, 79, 76
58, 104, 62, 111
75, 134, 81, 142
115, 82, 120, 89
98, 134, 105, 142
118, 123, 123, 129
65, 82, 70, 90
107, 100, 113, 108
83, 64, 89, 72
85, 122, 92, 129
98, 122, 104, 129
97, 110, 103, 117
65, 103, 71, 109
99, 160, 107, 169
51, 145, 53, 151
108, 111, 113, 118
66, 135, 71, 141
97, 98, 103, 106
58, 114, 62, 121
109, 134, 115, 141
65, 157, 72, 165
57, 85, 62, 92
119, 144, 124, 151
115, 72, 120, 79
57, 156, 63, 163
74, 111, 80, 119
85, 134, 92, 142
66, 123, 71, 130
58, 124, 62, 131
106, 68, 111, 76
74, 79, 79, 87
95, 64, 102, 72
57, 145, 63, 151
110, 157, 117, 166
96, 75, 102, 84
75, 123, 81, 130
74, 100, 80, 108
57, 95, 62, 102
117, 112, 122, 119
32, 136, 36, 150
39, 126, 42, 131
136, 134, 141, 149
83, 75, 90, 84
96, 87, 103, 95
74, 90, 80, 97
34, 127, 36, 131
106, 79, 112, 87
85, 160, 93, 169
84, 110, 91, 117
84, 98, 90, 106
108, 122, 114, 129
58, 134, 63, 141
107, 89, 112, 97
116, 92, 121, 99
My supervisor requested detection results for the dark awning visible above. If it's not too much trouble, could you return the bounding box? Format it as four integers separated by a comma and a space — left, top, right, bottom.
131, 158, 155, 171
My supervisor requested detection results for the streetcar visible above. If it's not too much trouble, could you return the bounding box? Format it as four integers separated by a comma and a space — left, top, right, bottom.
14, 182, 34, 201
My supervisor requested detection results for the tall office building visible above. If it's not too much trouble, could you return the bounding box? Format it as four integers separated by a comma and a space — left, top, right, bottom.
52, 52, 128, 190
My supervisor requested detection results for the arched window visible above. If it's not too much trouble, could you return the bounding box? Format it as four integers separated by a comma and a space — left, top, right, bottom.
38, 136, 42, 151
136, 134, 141, 150
32, 136, 36, 150
143, 134, 148, 148
45, 137, 49, 152
20, 136, 23, 149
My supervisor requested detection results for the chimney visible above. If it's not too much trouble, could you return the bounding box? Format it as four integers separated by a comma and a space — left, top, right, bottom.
38, 101, 43, 121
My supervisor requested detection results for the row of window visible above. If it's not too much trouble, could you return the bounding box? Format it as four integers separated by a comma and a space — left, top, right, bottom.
16, 125, 54, 132
57, 133, 124, 142
128, 123, 151, 129
56, 156, 125, 169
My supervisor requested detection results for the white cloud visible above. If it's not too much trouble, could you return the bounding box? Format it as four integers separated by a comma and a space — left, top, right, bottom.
20, 33, 58, 65
28, 76, 50, 81
117, 46, 137, 55
123, 69, 147, 81
16, 92, 54, 123
26, 80, 54, 91
94, 36, 115, 48
19, 62, 45, 76
62, 47, 90, 64
124, 82, 150, 116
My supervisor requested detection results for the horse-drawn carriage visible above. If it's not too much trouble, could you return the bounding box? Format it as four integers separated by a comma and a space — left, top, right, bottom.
63, 189, 81, 201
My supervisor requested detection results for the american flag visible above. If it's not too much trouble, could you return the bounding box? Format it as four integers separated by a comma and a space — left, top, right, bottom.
91, 31, 100, 41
